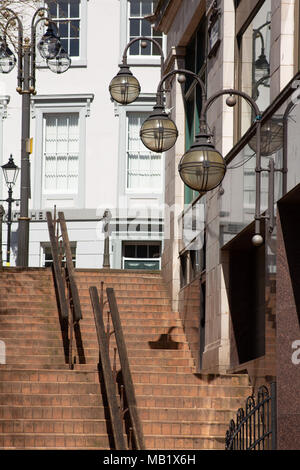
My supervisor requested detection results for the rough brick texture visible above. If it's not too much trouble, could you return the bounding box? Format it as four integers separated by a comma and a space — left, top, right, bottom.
0, 268, 252, 450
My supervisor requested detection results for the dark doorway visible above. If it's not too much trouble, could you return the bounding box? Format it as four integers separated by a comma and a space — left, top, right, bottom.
224, 223, 266, 366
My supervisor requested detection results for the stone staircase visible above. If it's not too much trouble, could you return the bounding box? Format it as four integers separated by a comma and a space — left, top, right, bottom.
0, 267, 252, 450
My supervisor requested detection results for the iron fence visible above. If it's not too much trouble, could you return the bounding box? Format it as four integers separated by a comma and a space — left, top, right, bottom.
225, 382, 277, 450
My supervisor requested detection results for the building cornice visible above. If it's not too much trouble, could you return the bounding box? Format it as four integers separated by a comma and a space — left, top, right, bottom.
148, 0, 182, 33
30, 94, 95, 118
163, 46, 186, 75
31, 94, 94, 104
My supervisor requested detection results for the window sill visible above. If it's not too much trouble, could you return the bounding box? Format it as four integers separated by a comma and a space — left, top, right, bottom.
37, 58, 87, 70
125, 189, 163, 194
127, 56, 162, 67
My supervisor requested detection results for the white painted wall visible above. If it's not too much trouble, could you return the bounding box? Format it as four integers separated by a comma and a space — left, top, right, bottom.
0, 0, 163, 267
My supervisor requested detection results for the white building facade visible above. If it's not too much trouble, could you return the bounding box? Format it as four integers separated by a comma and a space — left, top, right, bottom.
0, 0, 165, 269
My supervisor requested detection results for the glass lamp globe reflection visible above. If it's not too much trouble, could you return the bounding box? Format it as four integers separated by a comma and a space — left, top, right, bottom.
249, 119, 283, 156
38, 23, 61, 60
0, 39, 16, 74
47, 47, 71, 74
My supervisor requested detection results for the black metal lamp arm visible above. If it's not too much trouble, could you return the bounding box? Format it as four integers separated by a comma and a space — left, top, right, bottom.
31, 11, 58, 93
122, 36, 164, 78
200, 88, 263, 239
156, 69, 206, 122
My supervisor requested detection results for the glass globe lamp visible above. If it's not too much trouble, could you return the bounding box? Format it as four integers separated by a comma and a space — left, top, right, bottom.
178, 134, 226, 192
0, 40, 16, 74
38, 23, 61, 60
140, 105, 178, 153
47, 47, 71, 74
109, 65, 141, 105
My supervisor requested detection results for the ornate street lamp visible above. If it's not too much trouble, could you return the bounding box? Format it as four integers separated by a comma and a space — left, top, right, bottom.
141, 70, 265, 244
138, 68, 227, 190
1, 155, 19, 188
0, 6, 71, 267
109, 36, 164, 105
110, 43, 267, 245
1, 155, 20, 265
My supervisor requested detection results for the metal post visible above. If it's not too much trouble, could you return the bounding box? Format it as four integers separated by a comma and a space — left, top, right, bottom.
255, 120, 262, 237
103, 236, 110, 268
6, 187, 13, 266
17, 44, 31, 267
0, 205, 4, 266
271, 382, 277, 450
268, 158, 275, 233
102, 209, 112, 269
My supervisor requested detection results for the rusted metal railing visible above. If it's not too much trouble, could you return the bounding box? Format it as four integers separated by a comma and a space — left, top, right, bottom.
89, 282, 145, 450
89, 286, 127, 450
46, 209, 83, 369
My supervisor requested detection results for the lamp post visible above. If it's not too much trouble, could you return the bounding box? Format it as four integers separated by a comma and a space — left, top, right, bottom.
140, 69, 227, 191
0, 6, 71, 267
0, 205, 4, 266
138, 69, 264, 244
1, 155, 20, 266
102, 209, 112, 269
109, 40, 266, 245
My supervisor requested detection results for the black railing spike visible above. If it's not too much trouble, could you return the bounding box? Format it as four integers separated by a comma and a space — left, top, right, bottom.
225, 383, 277, 451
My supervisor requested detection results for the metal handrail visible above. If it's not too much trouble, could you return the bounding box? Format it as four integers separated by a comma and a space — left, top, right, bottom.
46, 211, 69, 322
58, 211, 82, 323
46, 209, 82, 369
89, 286, 127, 450
106, 287, 145, 450
89, 283, 145, 450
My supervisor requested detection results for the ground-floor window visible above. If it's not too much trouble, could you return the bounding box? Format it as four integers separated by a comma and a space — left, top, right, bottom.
122, 241, 161, 270
41, 242, 77, 268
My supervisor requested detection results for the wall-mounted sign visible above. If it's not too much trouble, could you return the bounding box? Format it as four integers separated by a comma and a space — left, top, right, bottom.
207, 1, 221, 58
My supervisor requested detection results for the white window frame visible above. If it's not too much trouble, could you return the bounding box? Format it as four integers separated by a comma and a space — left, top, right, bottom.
116, 97, 165, 206
31, 94, 94, 209
40, 241, 76, 267
44, 0, 88, 67
126, 111, 163, 193
0, 95, 10, 201
120, 0, 165, 66
42, 113, 80, 196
